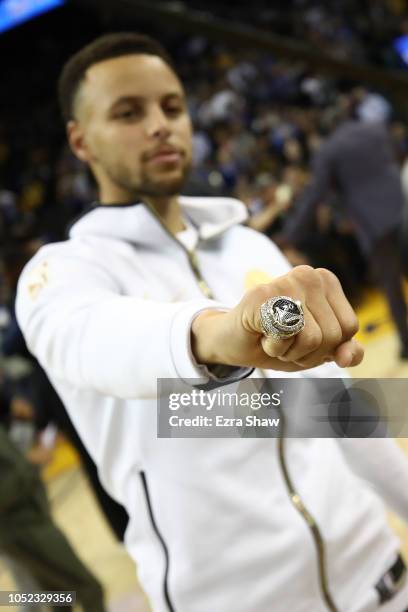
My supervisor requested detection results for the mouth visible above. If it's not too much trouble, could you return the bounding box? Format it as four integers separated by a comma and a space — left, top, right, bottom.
146, 147, 183, 165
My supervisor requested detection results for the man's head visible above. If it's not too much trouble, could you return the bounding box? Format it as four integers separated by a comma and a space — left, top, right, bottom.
58, 33, 193, 202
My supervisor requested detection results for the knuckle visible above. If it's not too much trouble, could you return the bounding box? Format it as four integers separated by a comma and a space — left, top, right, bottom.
292, 265, 315, 275
253, 284, 271, 302
247, 284, 272, 309
316, 267, 342, 288
342, 314, 359, 338
325, 325, 343, 346
300, 329, 322, 352
291, 265, 321, 289
254, 279, 295, 302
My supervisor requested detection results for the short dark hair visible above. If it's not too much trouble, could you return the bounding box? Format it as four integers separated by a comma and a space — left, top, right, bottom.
58, 32, 175, 123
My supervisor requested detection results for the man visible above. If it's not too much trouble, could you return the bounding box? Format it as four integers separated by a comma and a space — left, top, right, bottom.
16, 33, 408, 611
280, 117, 408, 359
0, 423, 106, 612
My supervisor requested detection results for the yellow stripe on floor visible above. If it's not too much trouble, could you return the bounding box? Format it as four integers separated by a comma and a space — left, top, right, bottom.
355, 282, 408, 344
43, 435, 80, 482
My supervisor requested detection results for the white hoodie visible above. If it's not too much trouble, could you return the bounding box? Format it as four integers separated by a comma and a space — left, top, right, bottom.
15, 197, 408, 612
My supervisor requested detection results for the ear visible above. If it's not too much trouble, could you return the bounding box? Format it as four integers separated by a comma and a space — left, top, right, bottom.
67, 120, 91, 163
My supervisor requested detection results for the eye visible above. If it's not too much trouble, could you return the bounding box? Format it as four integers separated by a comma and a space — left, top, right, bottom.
114, 108, 142, 121
164, 105, 183, 117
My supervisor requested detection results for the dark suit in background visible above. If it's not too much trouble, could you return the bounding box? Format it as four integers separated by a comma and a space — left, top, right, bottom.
283, 120, 408, 357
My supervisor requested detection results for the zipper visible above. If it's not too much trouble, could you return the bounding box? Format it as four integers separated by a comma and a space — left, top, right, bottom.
143, 203, 336, 610
177, 228, 338, 610
142, 202, 214, 299
186, 250, 214, 298
277, 409, 338, 612
140, 471, 176, 612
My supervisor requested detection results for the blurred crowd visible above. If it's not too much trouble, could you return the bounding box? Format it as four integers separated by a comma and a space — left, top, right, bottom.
171, 0, 408, 67
2, 13, 408, 443
2, 30, 408, 298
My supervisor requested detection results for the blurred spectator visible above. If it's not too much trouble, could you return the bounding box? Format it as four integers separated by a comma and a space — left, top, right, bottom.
280, 118, 408, 358
0, 424, 106, 612
244, 174, 293, 235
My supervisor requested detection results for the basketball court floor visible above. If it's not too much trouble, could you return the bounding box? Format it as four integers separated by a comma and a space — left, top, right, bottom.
1, 286, 408, 611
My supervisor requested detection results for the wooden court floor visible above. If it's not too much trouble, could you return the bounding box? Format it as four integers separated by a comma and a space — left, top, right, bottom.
1, 287, 408, 611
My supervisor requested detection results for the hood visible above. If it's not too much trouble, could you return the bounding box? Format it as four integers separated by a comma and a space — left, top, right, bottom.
69, 196, 248, 243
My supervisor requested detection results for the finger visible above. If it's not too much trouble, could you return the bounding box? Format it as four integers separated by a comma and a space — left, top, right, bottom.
254, 282, 301, 359
316, 268, 359, 341
281, 297, 341, 366
333, 339, 365, 368
288, 270, 358, 369
277, 306, 322, 363
261, 333, 296, 359
258, 354, 315, 372
258, 341, 363, 372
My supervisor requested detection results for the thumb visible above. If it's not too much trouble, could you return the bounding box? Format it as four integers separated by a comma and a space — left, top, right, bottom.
333, 339, 365, 368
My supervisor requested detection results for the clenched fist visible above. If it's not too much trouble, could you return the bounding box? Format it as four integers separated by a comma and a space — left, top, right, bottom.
191, 266, 364, 372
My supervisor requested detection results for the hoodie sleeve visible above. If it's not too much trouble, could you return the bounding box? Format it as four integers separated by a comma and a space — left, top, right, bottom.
337, 438, 408, 524
15, 246, 250, 400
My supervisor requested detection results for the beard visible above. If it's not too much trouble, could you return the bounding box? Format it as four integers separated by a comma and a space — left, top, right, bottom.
103, 157, 191, 200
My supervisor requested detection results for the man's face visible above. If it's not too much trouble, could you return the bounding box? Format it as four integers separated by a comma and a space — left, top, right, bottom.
70, 54, 193, 199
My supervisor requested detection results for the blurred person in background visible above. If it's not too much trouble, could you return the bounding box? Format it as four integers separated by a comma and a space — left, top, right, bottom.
402, 157, 408, 273
0, 416, 106, 612
244, 174, 293, 235
14, 32, 408, 612
280, 108, 408, 359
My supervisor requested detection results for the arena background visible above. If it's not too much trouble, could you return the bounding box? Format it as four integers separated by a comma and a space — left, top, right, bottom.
1, 1, 408, 610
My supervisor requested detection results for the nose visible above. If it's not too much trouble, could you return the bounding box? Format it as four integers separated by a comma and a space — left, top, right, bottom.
144, 105, 171, 140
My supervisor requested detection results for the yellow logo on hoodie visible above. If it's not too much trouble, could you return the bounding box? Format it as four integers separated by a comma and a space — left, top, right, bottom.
244, 270, 274, 290
27, 261, 49, 300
